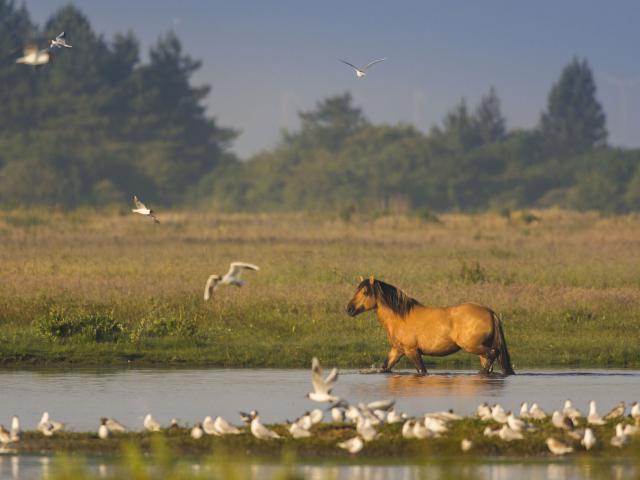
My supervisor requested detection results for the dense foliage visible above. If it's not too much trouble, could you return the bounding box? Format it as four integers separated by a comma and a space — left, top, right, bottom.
0, 1, 235, 207
1, 1, 639, 212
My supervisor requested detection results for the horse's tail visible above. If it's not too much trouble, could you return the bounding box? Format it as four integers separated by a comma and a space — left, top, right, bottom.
492, 312, 515, 375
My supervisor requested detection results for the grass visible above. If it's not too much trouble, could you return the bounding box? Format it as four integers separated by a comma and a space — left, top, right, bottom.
1, 208, 640, 368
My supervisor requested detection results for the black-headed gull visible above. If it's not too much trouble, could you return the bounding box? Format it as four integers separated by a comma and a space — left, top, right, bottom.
190, 423, 204, 439
339, 58, 386, 78
101, 417, 126, 433
132, 195, 159, 223
143, 413, 161, 432
546, 437, 573, 455
213, 416, 242, 435
10, 416, 20, 442
610, 423, 630, 448
0, 425, 11, 445
581, 428, 596, 450
498, 425, 523, 441
289, 422, 311, 439
204, 262, 260, 300
38, 412, 63, 434
306, 357, 339, 403
98, 419, 110, 439
587, 400, 605, 425
50, 32, 72, 49
604, 401, 625, 420
250, 413, 281, 440
529, 403, 547, 420
337, 436, 363, 454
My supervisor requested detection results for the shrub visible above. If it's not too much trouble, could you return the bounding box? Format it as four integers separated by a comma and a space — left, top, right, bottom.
33, 307, 124, 342
519, 211, 541, 224
416, 208, 441, 224
130, 315, 199, 342
457, 260, 488, 284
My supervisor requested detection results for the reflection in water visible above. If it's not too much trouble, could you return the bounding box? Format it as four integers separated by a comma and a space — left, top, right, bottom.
384, 372, 506, 398
0, 457, 636, 480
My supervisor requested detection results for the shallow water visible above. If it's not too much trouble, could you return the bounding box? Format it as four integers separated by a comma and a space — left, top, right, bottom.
0, 368, 637, 431
0, 455, 636, 480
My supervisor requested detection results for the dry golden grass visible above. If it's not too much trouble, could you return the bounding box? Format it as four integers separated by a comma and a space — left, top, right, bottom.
0, 208, 639, 367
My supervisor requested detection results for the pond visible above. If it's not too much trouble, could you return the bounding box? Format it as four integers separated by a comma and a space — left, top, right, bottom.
0, 368, 636, 432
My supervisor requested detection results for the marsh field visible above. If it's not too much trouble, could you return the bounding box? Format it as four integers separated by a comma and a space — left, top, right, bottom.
0, 208, 639, 369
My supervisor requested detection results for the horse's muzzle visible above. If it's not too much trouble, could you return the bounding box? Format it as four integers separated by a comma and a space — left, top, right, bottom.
346, 304, 358, 317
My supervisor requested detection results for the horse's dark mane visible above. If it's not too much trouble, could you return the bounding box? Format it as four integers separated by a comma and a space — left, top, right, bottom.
357, 279, 421, 317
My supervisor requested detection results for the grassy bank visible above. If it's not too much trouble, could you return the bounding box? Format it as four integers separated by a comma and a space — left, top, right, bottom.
1, 208, 640, 368
6, 418, 640, 459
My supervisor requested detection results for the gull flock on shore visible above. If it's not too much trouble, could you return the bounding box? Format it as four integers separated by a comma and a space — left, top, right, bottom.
0, 358, 639, 457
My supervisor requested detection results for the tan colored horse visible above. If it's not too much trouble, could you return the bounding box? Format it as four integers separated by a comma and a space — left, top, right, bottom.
346, 276, 515, 375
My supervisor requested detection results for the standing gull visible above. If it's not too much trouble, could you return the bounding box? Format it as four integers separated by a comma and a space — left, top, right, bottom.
143, 414, 161, 432
204, 262, 260, 300
250, 413, 281, 440
339, 58, 386, 78
131, 195, 160, 223
98, 419, 110, 440
190, 423, 204, 439
306, 357, 339, 403
581, 428, 596, 451
10, 416, 20, 442
587, 400, 605, 425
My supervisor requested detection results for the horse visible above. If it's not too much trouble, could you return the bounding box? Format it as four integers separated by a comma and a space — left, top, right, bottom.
346, 275, 515, 375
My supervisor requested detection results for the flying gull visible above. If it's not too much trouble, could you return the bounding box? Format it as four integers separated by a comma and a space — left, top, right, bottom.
339, 58, 386, 78
204, 262, 260, 300
132, 195, 160, 223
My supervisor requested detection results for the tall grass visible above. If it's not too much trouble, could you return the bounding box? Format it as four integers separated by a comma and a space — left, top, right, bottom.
1, 208, 640, 368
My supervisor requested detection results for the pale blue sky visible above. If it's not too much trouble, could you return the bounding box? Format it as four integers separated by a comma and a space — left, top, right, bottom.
26, 1, 640, 158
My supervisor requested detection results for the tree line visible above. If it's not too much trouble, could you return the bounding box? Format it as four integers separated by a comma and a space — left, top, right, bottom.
1, 1, 639, 213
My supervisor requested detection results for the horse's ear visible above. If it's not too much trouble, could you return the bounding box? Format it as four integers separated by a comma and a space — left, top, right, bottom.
369, 274, 375, 286
358, 275, 364, 283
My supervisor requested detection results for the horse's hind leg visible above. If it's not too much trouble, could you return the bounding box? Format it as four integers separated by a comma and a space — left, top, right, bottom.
463, 345, 496, 374
479, 354, 496, 374
406, 350, 427, 376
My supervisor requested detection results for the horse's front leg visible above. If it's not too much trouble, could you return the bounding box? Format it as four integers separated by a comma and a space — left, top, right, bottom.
381, 347, 404, 373
405, 349, 427, 375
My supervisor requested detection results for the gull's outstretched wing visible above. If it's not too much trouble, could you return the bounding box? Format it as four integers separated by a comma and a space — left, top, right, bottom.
133, 195, 145, 210
363, 57, 386, 71
311, 357, 328, 394
226, 262, 260, 278
56, 32, 66, 41
204, 275, 219, 300
324, 368, 339, 390
338, 59, 359, 71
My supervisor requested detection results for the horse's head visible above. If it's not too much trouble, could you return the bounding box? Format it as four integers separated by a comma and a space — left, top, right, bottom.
346, 275, 377, 317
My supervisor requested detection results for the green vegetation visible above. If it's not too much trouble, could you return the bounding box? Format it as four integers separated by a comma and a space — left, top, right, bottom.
11, 418, 640, 459
1, 209, 640, 368
1, 2, 640, 213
